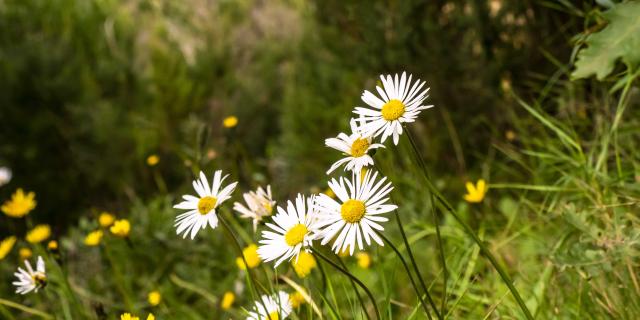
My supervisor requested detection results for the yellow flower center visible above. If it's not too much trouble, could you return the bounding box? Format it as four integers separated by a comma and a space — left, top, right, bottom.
381, 99, 405, 121
350, 138, 370, 157
263, 203, 274, 215
268, 312, 279, 320
341, 199, 366, 223
197, 196, 217, 215
32, 273, 47, 287
285, 224, 308, 247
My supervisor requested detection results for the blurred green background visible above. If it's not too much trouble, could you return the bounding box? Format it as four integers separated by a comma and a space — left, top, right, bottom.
0, 0, 578, 232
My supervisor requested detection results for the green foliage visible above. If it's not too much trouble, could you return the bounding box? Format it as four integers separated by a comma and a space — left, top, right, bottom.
572, 1, 640, 80
0, 0, 639, 319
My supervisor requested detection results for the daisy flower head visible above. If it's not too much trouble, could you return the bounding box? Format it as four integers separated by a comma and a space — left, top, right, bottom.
257, 194, 318, 267
314, 170, 397, 255
173, 170, 238, 239
13, 256, 46, 295
233, 185, 276, 231
354, 72, 433, 145
325, 118, 385, 175
247, 291, 292, 320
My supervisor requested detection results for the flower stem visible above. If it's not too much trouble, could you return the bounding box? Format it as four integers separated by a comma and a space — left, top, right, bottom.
218, 214, 272, 319
333, 253, 371, 320
379, 233, 436, 320
311, 248, 381, 320
405, 129, 534, 320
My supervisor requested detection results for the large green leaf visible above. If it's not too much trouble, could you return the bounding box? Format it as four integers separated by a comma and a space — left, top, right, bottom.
572, 2, 640, 80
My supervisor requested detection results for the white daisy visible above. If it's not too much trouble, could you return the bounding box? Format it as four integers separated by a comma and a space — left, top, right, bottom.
247, 291, 292, 320
314, 170, 397, 255
13, 256, 46, 295
257, 194, 317, 267
354, 72, 433, 145
173, 170, 238, 239
233, 185, 276, 231
325, 118, 385, 174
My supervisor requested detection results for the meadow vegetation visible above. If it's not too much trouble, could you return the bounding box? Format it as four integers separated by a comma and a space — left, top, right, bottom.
0, 0, 639, 319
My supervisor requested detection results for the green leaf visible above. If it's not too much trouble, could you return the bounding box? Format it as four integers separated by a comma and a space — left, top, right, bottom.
572, 2, 640, 80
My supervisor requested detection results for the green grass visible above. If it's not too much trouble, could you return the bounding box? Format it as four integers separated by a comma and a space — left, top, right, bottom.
0, 0, 639, 319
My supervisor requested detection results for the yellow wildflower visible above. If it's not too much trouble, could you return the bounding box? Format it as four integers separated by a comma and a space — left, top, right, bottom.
338, 245, 351, 258
2, 188, 36, 218
289, 290, 306, 308
463, 179, 487, 203
292, 251, 316, 278
323, 187, 335, 199
147, 314, 154, 320
19, 247, 32, 260
0, 236, 16, 260
120, 313, 139, 320
26, 224, 51, 244
146, 155, 160, 166
223, 116, 238, 128
235, 244, 261, 270
148, 290, 161, 306
47, 240, 58, 251
84, 230, 103, 246
221, 291, 235, 310
356, 252, 372, 269
110, 219, 131, 237
99, 212, 115, 227
505, 130, 516, 141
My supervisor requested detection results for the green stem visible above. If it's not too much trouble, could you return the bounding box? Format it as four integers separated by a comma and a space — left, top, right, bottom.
405, 128, 533, 320
333, 253, 371, 320
0, 298, 53, 319
218, 214, 273, 319
103, 242, 133, 311
379, 233, 435, 320
311, 248, 381, 320
403, 129, 449, 313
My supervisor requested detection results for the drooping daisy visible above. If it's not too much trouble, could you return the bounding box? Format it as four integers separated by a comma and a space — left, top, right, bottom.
354, 72, 433, 145
233, 185, 276, 231
13, 256, 46, 295
247, 291, 292, 320
257, 194, 317, 267
173, 171, 238, 239
325, 118, 385, 174
314, 170, 397, 255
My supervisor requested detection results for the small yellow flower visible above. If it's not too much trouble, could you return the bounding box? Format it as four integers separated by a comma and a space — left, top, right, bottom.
505, 130, 516, 141
148, 290, 161, 306
99, 212, 115, 227
223, 116, 238, 128
146, 155, 160, 166
47, 240, 58, 251
84, 230, 103, 246
120, 313, 139, 320
291, 251, 316, 278
26, 224, 51, 244
323, 187, 336, 199
289, 290, 306, 308
355, 252, 371, 269
463, 179, 487, 203
19, 247, 32, 260
337, 245, 351, 258
2, 188, 36, 218
221, 291, 235, 310
110, 219, 131, 237
235, 244, 261, 270
146, 314, 155, 320
0, 236, 16, 260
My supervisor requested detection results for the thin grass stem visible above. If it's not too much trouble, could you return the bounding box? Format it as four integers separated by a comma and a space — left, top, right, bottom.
379, 233, 435, 320
333, 252, 371, 320
311, 248, 381, 320
405, 128, 534, 320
